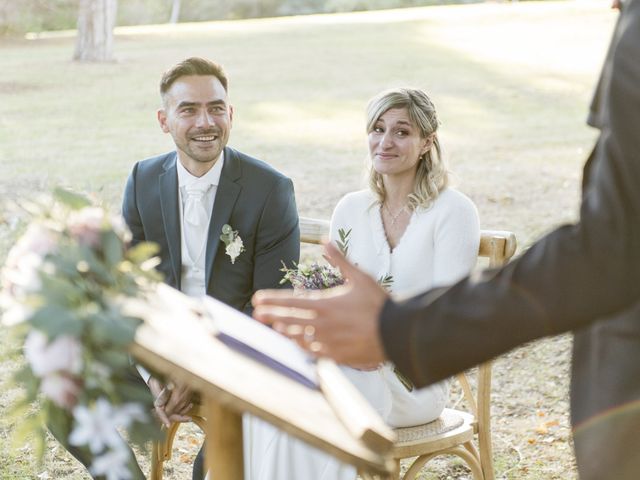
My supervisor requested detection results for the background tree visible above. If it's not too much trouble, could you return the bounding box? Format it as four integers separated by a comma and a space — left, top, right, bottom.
169, 0, 180, 23
73, 0, 118, 62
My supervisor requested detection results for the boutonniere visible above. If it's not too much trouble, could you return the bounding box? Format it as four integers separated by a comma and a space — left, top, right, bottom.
220, 224, 245, 264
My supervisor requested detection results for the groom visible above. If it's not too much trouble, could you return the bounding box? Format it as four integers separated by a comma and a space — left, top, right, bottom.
122, 57, 300, 478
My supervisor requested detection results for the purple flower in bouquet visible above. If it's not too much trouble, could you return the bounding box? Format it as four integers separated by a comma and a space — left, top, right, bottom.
280, 261, 344, 290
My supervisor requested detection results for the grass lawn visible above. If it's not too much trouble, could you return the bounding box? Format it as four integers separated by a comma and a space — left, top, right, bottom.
0, 0, 617, 478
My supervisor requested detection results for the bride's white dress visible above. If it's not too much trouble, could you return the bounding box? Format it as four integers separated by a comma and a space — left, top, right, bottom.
244, 188, 480, 480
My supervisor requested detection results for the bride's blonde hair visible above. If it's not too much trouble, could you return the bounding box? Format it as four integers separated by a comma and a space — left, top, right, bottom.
366, 87, 449, 210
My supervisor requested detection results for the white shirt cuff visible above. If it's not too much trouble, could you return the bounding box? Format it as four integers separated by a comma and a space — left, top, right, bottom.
136, 365, 152, 385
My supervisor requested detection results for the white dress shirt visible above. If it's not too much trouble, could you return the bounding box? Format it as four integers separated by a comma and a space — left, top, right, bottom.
138, 153, 224, 384
177, 154, 224, 298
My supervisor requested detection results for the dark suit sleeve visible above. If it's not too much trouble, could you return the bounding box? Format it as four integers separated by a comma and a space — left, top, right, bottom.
381, 4, 640, 388
244, 176, 300, 313
122, 162, 145, 246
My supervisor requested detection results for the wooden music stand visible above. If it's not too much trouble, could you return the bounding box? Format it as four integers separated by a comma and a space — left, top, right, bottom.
124, 284, 397, 479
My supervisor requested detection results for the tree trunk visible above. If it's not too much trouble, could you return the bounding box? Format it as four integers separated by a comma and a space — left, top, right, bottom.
73, 0, 117, 62
169, 0, 181, 24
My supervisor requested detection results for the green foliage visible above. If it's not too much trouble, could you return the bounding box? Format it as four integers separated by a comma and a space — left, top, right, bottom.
0, 0, 78, 35
29, 305, 83, 337
336, 227, 351, 256
377, 273, 394, 291
53, 187, 92, 210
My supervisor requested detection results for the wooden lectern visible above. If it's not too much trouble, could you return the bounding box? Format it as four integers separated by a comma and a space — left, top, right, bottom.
124, 284, 397, 479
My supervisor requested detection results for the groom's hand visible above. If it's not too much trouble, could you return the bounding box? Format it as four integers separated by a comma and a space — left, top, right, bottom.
149, 377, 193, 427
163, 380, 194, 423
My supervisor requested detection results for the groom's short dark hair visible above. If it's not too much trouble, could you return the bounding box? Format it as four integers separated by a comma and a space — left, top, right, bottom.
160, 57, 229, 96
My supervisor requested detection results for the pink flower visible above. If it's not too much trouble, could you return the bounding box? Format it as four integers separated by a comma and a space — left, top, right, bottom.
1, 223, 58, 298
24, 330, 83, 377
40, 373, 81, 410
12, 223, 58, 259
67, 207, 105, 248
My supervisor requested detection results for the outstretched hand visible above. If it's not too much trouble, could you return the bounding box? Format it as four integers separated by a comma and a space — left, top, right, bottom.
252, 242, 389, 367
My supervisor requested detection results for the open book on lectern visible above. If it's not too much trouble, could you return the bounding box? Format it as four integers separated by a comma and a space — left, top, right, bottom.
201, 296, 318, 389
200, 294, 396, 454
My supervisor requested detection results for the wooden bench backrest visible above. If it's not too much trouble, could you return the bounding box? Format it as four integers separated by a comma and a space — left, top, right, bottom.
299, 217, 516, 268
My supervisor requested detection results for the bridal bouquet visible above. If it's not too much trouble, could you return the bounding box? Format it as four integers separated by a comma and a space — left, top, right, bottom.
280, 228, 393, 291
280, 261, 345, 290
0, 188, 161, 477
279, 229, 351, 290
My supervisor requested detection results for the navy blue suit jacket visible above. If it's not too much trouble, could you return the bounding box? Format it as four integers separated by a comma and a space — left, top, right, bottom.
122, 146, 300, 313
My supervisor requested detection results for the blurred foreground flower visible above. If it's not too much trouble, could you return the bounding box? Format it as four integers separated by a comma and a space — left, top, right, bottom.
0, 188, 162, 476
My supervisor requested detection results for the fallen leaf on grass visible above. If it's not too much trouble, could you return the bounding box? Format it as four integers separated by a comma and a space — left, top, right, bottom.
535, 419, 560, 435
534, 424, 548, 435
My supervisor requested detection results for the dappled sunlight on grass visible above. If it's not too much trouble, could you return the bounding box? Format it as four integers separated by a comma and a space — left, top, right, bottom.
241, 101, 363, 146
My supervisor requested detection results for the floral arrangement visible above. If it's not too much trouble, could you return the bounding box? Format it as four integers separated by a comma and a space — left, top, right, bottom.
0, 188, 161, 477
280, 261, 345, 290
280, 228, 394, 292
279, 228, 349, 290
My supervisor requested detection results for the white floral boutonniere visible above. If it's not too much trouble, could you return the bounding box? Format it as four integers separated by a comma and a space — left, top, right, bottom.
220, 224, 245, 264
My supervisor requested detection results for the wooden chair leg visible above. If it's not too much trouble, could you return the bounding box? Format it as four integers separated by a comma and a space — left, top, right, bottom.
149, 441, 162, 480
150, 422, 181, 480
392, 459, 401, 480
402, 453, 437, 480
448, 445, 484, 480
148, 404, 208, 480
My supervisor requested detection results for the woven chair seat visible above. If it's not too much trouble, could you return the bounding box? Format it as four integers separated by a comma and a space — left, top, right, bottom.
394, 409, 466, 446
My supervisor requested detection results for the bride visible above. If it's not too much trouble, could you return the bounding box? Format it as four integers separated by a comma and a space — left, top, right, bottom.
245, 87, 479, 479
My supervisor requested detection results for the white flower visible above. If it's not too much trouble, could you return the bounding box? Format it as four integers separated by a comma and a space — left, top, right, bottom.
225, 236, 245, 264
11, 222, 58, 260
85, 362, 112, 389
40, 373, 81, 410
90, 444, 132, 480
69, 398, 123, 454
112, 402, 147, 429
24, 330, 83, 377
0, 223, 58, 325
2, 252, 43, 296
67, 207, 105, 248
0, 296, 33, 326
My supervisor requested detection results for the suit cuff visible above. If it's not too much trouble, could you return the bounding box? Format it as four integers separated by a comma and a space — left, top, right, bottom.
136, 365, 152, 385
379, 298, 416, 381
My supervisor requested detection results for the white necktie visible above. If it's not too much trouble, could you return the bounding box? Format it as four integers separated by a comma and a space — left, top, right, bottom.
183, 184, 211, 261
